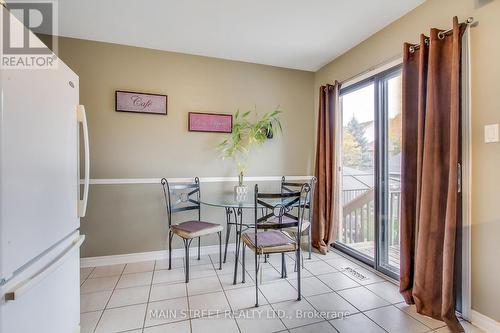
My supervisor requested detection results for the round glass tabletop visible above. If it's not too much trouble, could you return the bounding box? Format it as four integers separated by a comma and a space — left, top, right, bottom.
200, 192, 257, 208
200, 191, 308, 209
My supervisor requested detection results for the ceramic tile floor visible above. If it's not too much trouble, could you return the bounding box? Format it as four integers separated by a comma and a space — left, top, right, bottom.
80, 249, 484, 333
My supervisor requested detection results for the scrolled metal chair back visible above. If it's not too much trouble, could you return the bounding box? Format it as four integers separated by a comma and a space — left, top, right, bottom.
160, 177, 201, 227
280, 176, 317, 225
254, 183, 311, 243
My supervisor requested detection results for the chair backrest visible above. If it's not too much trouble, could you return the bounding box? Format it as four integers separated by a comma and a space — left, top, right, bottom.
254, 183, 310, 243
281, 176, 317, 223
160, 177, 201, 227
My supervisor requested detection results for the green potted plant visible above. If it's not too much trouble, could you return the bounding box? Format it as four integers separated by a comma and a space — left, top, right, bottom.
218, 107, 283, 198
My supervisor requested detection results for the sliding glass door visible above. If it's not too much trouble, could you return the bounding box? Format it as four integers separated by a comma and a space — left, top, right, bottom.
337, 81, 376, 260
336, 66, 402, 279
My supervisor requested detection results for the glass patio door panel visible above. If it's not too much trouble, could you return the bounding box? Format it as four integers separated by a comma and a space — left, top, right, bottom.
336, 66, 402, 279
380, 73, 402, 275
338, 82, 375, 261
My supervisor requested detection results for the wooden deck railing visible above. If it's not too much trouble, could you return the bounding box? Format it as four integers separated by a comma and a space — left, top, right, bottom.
340, 188, 401, 247
341, 189, 374, 244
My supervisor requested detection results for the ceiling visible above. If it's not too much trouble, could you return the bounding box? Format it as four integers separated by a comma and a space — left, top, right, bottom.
49, 0, 424, 71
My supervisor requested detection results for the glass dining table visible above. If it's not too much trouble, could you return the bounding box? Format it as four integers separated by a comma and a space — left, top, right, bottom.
200, 191, 305, 285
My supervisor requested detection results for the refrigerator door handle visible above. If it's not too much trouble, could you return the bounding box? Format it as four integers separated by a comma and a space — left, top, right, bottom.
4, 235, 85, 302
77, 105, 90, 217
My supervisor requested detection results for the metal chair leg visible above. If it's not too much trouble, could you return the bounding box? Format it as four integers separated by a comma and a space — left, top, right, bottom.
255, 252, 259, 307
184, 239, 191, 283
218, 231, 222, 270
223, 224, 231, 263
281, 253, 287, 278
232, 232, 240, 285
242, 243, 246, 283
308, 227, 312, 260
197, 237, 201, 260
296, 248, 301, 301
168, 230, 173, 270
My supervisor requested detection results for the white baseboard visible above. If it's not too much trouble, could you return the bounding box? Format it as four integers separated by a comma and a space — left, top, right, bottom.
471, 310, 500, 332
80, 243, 236, 268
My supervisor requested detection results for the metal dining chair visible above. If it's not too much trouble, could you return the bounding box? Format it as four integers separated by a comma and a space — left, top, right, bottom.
262, 177, 316, 277
160, 177, 223, 283
280, 176, 317, 260
240, 183, 310, 307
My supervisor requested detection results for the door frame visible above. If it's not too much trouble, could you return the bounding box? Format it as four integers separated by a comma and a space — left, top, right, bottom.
460, 26, 472, 321
334, 64, 402, 281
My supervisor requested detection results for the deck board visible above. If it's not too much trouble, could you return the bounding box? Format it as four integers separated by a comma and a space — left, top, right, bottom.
346, 241, 400, 269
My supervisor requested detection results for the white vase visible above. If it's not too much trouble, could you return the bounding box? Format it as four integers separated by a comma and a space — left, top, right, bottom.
234, 184, 247, 202
234, 172, 247, 202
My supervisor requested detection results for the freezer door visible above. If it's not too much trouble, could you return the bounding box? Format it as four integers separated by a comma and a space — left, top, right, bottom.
0, 233, 83, 333
0, 8, 80, 279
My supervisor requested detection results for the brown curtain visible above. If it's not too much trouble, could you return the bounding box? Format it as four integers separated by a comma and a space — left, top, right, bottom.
400, 17, 466, 332
312, 82, 340, 254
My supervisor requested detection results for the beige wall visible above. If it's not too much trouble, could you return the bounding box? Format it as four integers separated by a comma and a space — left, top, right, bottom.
53, 37, 315, 257
314, 0, 500, 322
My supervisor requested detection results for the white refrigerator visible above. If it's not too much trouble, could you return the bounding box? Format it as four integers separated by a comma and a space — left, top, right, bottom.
0, 6, 89, 333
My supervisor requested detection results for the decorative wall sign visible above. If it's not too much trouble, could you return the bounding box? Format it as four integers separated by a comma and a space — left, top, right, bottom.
115, 90, 167, 115
188, 112, 233, 133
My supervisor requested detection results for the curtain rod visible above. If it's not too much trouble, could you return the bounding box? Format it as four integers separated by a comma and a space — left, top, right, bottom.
327, 17, 475, 87
338, 54, 402, 87
409, 17, 475, 53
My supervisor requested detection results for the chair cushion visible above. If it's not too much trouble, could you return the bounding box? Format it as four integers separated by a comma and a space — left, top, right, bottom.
241, 230, 297, 254
170, 220, 223, 239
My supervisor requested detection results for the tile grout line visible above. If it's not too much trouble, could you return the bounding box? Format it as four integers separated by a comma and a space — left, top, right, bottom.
208, 253, 243, 333
140, 261, 157, 333
393, 304, 446, 331
325, 254, 415, 332
319, 251, 433, 332
254, 255, 290, 332
312, 263, 391, 331
92, 264, 127, 333
296, 256, 387, 332
284, 319, 339, 333
319, 289, 385, 333
278, 264, 341, 333
80, 267, 95, 286
353, 312, 390, 333
135, 258, 192, 331
363, 304, 436, 332
256, 254, 328, 331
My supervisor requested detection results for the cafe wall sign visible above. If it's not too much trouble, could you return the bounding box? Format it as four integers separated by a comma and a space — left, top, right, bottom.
115, 90, 167, 115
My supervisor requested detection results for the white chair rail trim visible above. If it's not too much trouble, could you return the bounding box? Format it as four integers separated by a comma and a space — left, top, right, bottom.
82, 175, 313, 185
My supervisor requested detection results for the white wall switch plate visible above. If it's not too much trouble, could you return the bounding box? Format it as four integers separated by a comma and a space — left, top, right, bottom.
484, 124, 499, 143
